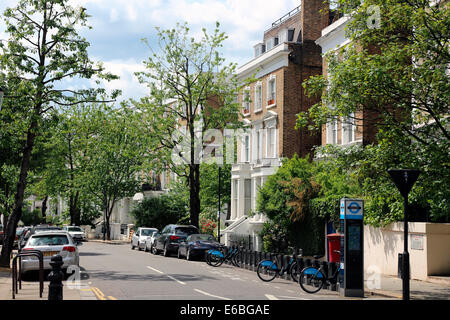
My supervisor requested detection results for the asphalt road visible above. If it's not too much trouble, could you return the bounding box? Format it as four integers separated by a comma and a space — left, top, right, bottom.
77, 241, 345, 301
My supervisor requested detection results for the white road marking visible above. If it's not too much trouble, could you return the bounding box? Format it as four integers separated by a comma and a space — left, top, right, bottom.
278, 296, 312, 300
194, 289, 232, 300
147, 266, 186, 285
167, 275, 186, 285
146, 266, 164, 274
265, 294, 279, 300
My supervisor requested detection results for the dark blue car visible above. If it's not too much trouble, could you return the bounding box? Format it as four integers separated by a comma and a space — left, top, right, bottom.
177, 234, 220, 260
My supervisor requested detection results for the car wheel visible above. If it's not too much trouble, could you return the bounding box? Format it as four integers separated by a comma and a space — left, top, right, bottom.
151, 245, 158, 255
186, 249, 191, 261
163, 244, 169, 257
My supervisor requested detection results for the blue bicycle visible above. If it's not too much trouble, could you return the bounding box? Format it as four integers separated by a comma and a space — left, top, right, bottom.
298, 252, 341, 294
256, 247, 302, 283
205, 246, 240, 267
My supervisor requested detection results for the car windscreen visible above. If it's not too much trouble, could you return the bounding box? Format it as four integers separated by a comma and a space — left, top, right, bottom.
140, 229, 156, 236
35, 227, 62, 233
175, 228, 198, 236
28, 234, 69, 246
67, 227, 82, 232
191, 234, 215, 241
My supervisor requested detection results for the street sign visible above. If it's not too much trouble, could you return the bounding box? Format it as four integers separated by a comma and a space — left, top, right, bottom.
340, 199, 364, 220
388, 169, 421, 198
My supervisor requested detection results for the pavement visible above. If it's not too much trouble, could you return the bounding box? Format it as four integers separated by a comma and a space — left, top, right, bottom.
0, 240, 448, 300
364, 273, 450, 300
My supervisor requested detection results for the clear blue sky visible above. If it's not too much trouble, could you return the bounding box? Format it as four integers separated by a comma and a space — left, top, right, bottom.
0, 0, 300, 103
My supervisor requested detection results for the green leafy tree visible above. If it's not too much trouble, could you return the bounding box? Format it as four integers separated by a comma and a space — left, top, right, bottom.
133, 22, 247, 229
0, 0, 118, 266
82, 105, 149, 240
130, 192, 188, 231
298, 0, 450, 225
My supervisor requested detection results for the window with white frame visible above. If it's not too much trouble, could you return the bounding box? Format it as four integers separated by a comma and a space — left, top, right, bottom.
244, 135, 250, 162
255, 130, 262, 161
233, 179, 238, 217
265, 38, 274, 51
244, 179, 252, 215
341, 113, 356, 145
326, 121, 338, 145
254, 82, 262, 112
243, 89, 250, 115
267, 76, 276, 106
266, 127, 276, 158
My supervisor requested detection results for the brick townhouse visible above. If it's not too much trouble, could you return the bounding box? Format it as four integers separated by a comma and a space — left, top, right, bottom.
223, 0, 329, 250
315, 13, 380, 149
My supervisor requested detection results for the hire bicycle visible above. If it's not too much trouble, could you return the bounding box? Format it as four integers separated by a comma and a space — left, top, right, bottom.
205, 246, 241, 267
298, 251, 341, 294
256, 247, 302, 283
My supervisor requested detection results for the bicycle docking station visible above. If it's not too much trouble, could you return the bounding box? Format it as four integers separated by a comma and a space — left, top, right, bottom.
339, 198, 364, 298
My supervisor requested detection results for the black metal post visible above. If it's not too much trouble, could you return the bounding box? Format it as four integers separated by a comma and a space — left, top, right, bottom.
218, 165, 221, 243
403, 196, 410, 301
48, 255, 64, 300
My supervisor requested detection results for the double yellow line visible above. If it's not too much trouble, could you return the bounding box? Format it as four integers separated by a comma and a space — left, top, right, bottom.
90, 286, 117, 300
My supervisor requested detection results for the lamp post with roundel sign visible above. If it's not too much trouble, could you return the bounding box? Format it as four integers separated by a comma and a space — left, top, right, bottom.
388, 169, 421, 301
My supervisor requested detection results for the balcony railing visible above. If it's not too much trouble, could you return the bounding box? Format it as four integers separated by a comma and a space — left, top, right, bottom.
264, 6, 301, 34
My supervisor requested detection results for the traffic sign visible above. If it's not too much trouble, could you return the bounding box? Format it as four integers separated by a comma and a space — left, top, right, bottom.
340, 199, 364, 220
388, 169, 421, 198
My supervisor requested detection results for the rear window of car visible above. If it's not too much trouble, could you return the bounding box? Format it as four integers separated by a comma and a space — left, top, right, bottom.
67, 227, 83, 232
191, 234, 215, 241
140, 229, 156, 236
175, 227, 198, 235
28, 235, 69, 246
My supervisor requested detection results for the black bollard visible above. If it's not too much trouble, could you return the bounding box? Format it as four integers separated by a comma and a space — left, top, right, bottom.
48, 255, 64, 300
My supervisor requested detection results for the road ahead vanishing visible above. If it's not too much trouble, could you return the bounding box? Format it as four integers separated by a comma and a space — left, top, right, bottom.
76, 241, 344, 301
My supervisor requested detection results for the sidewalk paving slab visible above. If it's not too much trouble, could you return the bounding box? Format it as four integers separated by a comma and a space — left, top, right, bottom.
365, 274, 450, 300
0, 270, 97, 300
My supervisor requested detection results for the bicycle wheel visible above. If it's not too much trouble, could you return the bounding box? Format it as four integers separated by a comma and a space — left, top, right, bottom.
207, 249, 225, 267
256, 260, 279, 282
231, 252, 240, 267
289, 262, 300, 283
299, 267, 325, 294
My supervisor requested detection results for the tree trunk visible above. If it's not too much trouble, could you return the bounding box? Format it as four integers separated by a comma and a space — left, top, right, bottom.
189, 164, 201, 229
0, 125, 38, 267
41, 195, 48, 223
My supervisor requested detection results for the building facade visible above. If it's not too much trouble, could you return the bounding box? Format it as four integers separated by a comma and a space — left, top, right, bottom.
315, 13, 380, 149
223, 0, 328, 250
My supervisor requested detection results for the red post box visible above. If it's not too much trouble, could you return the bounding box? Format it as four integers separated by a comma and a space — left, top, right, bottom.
327, 233, 341, 263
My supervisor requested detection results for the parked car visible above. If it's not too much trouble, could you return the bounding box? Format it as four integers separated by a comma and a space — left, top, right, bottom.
177, 234, 220, 260
20, 230, 81, 275
145, 231, 160, 253
153, 224, 199, 257
1, 225, 27, 248
131, 227, 158, 251
19, 225, 62, 251
62, 226, 87, 242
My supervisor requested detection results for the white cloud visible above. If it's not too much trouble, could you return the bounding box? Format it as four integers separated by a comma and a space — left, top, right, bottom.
92, 58, 148, 102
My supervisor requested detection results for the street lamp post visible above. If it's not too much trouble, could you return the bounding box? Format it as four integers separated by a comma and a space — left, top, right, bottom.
217, 165, 221, 243
388, 169, 421, 301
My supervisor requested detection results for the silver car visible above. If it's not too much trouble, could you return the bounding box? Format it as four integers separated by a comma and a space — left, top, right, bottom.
20, 231, 81, 275
63, 226, 86, 242
145, 231, 160, 252
131, 227, 158, 251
